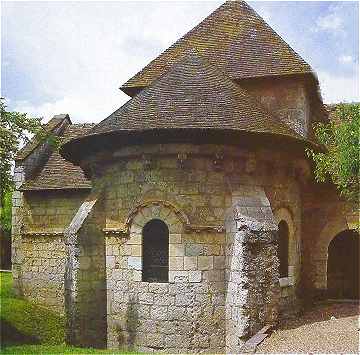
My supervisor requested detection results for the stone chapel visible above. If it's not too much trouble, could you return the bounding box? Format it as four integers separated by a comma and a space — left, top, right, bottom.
12, 1, 359, 353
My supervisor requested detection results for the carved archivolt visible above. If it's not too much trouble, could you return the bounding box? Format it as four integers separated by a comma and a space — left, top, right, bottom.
126, 199, 190, 228
103, 199, 225, 237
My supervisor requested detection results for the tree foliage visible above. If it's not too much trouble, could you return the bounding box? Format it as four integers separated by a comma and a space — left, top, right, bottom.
0, 188, 12, 232
0, 98, 50, 231
307, 103, 359, 203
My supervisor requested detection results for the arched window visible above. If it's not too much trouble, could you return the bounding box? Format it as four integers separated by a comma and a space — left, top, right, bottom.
142, 219, 169, 283
278, 220, 289, 278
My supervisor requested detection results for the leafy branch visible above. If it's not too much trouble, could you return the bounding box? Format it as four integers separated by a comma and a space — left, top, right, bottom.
306, 103, 359, 203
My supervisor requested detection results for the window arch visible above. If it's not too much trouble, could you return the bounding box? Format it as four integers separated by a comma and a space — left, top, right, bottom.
142, 219, 169, 283
278, 220, 289, 278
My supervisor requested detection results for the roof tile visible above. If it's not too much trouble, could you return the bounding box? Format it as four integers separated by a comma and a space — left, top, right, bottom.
87, 51, 302, 141
21, 123, 94, 191
121, 0, 312, 94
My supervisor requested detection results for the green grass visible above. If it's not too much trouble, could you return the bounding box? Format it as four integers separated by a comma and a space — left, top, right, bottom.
0, 272, 134, 354
0, 345, 134, 354
1, 272, 65, 347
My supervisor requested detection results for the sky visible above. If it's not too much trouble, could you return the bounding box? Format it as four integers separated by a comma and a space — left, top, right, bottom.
1, 0, 359, 123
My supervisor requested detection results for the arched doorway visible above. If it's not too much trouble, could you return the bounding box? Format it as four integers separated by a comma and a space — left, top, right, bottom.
327, 229, 359, 299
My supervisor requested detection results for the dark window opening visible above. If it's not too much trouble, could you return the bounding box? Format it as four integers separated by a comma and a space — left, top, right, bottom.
142, 219, 169, 283
278, 220, 289, 278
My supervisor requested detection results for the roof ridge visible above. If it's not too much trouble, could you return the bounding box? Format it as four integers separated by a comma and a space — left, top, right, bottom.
16, 114, 71, 161
121, 0, 312, 94
241, 1, 312, 74
120, 1, 230, 91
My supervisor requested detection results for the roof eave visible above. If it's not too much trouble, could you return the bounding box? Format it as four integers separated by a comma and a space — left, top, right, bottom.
20, 185, 92, 192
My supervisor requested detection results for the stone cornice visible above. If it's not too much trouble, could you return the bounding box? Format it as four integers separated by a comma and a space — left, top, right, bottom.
23, 230, 64, 237
185, 224, 225, 233
103, 224, 225, 237
83, 148, 311, 184
102, 227, 128, 237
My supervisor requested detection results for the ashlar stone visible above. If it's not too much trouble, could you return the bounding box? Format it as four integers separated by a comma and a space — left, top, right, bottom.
184, 256, 197, 270
198, 256, 214, 270
128, 256, 142, 270
185, 244, 204, 257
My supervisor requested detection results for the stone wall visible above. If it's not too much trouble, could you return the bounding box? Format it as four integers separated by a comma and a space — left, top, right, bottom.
85, 143, 305, 352
225, 186, 280, 353
301, 184, 356, 301
16, 190, 88, 313
23, 191, 88, 233
14, 142, 308, 351
64, 191, 107, 348
11, 116, 70, 298
240, 76, 310, 138
20, 235, 66, 312
273, 208, 300, 316
105, 202, 226, 353
98, 145, 232, 352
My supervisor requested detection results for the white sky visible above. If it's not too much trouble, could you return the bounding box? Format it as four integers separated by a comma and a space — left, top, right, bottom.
1, 1, 359, 123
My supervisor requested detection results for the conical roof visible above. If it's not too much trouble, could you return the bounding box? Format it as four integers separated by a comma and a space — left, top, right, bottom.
61, 51, 310, 164
86, 51, 300, 137
121, 0, 312, 95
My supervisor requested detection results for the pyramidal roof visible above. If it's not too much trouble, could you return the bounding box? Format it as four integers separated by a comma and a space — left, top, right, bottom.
65, 51, 302, 147
121, 0, 312, 95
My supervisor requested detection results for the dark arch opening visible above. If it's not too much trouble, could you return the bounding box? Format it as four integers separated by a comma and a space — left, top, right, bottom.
278, 220, 289, 278
142, 219, 169, 283
327, 229, 359, 299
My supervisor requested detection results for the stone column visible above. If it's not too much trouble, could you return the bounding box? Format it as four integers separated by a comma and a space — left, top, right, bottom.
225, 186, 280, 353
64, 193, 102, 346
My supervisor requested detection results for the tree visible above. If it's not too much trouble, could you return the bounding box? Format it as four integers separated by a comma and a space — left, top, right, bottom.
0, 98, 49, 232
307, 103, 359, 203
0, 188, 12, 232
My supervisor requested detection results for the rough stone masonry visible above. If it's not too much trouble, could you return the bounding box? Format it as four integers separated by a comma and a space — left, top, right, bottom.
12, 1, 358, 353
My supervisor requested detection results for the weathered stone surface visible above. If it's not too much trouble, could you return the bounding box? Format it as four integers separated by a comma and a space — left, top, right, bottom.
14, 143, 321, 353
225, 189, 281, 353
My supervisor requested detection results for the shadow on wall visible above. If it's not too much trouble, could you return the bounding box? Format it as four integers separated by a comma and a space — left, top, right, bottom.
126, 295, 139, 350
115, 295, 139, 350
77, 224, 107, 349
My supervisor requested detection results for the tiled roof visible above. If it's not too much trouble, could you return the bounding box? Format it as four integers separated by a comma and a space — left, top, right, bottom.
121, 0, 312, 95
86, 51, 302, 140
16, 114, 70, 160
21, 124, 94, 191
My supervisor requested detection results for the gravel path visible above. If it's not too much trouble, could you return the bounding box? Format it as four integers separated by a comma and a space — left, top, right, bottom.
257, 302, 360, 354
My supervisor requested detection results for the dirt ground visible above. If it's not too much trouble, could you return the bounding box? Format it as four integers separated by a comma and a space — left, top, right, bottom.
257, 302, 360, 354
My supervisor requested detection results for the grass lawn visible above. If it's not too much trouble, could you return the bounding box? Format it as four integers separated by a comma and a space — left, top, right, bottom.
0, 272, 133, 354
